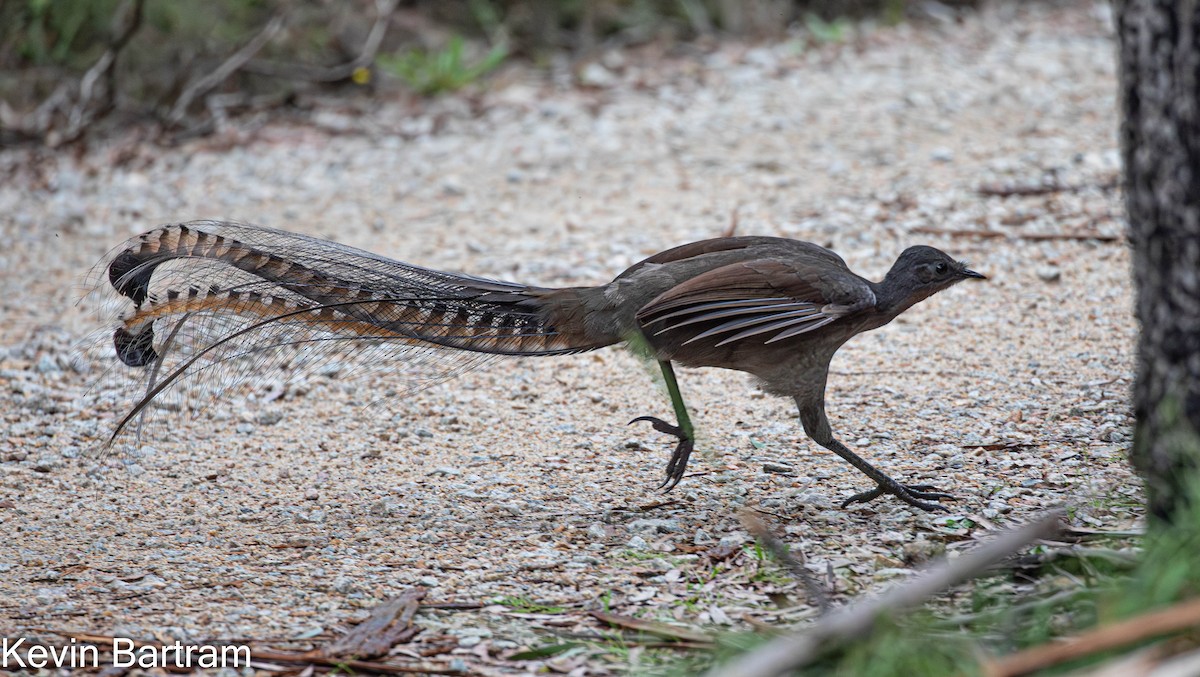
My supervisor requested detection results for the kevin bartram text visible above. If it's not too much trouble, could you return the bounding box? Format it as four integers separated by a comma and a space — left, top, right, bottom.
2, 637, 251, 669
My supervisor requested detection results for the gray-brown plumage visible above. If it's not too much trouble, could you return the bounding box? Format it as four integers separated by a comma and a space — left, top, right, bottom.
103, 221, 984, 512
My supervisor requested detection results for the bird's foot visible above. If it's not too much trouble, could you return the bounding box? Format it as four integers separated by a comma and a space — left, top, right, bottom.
842, 480, 955, 513
629, 415, 695, 492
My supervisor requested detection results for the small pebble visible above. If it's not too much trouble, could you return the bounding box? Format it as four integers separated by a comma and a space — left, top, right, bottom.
627, 518, 681, 533
1037, 266, 1062, 283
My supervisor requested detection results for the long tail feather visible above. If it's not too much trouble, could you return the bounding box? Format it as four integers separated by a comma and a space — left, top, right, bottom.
92, 220, 598, 444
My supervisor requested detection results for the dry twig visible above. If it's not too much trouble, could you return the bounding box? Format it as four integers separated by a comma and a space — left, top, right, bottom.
60, 0, 147, 144
589, 610, 715, 644
705, 509, 1065, 677
242, 0, 399, 82
1008, 546, 1139, 572
4, 0, 147, 145
982, 597, 1200, 677
166, 15, 285, 126
722, 204, 741, 238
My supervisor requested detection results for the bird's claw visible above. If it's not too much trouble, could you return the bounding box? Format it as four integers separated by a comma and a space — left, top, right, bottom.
629, 416, 694, 492
842, 481, 955, 513
629, 415, 683, 437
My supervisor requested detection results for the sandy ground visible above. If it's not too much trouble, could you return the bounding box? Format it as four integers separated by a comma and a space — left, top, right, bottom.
0, 1, 1138, 673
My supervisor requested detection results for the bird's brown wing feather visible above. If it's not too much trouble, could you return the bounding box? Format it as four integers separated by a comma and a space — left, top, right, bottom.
615, 236, 848, 282
636, 260, 875, 347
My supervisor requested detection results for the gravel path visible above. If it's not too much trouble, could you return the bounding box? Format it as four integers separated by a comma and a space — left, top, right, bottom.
0, 2, 1136, 673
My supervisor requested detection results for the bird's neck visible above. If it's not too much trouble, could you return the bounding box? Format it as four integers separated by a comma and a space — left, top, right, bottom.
871, 275, 926, 321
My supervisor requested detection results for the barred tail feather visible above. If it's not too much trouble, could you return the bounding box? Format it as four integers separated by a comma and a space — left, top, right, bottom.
94, 220, 603, 443
107, 221, 586, 357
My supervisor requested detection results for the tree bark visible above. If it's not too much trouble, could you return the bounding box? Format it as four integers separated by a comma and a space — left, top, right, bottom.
1117, 0, 1200, 522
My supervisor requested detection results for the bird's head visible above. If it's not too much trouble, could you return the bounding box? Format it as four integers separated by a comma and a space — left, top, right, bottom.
881, 245, 985, 311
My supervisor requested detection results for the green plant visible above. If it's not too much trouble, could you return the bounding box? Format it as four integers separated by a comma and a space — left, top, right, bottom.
831, 614, 976, 677
803, 12, 851, 43
494, 595, 567, 614
882, 0, 906, 26
700, 562, 724, 583
749, 541, 767, 562
378, 35, 506, 96
15, 0, 119, 66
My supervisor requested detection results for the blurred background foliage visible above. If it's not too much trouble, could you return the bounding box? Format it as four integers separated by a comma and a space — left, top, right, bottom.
0, 0, 974, 144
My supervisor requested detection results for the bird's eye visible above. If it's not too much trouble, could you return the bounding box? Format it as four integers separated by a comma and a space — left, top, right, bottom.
934, 262, 948, 275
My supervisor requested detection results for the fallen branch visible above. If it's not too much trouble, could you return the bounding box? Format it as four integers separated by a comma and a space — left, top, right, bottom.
4, 0, 147, 145
589, 611, 715, 644
705, 509, 1065, 677
421, 601, 485, 610
935, 588, 1095, 628
166, 15, 285, 126
960, 441, 1040, 451
982, 596, 1200, 677
739, 510, 830, 612
1008, 546, 1139, 572
242, 0, 399, 82
1060, 525, 1145, 540
910, 227, 1121, 242
59, 0, 147, 144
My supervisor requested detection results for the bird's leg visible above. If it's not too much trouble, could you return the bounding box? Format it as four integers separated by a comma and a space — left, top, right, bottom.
794, 394, 954, 513
820, 437, 954, 512
630, 360, 696, 491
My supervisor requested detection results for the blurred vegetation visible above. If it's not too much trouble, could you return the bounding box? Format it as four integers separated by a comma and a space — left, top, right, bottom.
1, 0, 925, 70
378, 35, 508, 96
655, 496, 1196, 677
0, 0, 983, 144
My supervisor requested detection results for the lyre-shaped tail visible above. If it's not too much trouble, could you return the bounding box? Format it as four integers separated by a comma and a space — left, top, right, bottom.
108, 221, 591, 363
98, 220, 608, 442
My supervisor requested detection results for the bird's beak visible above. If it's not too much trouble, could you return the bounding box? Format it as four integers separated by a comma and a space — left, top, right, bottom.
961, 268, 987, 280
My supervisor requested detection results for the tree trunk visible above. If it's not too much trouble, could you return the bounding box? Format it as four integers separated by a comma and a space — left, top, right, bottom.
1117, 0, 1200, 522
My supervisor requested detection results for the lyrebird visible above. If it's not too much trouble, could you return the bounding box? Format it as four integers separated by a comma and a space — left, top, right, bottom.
100, 221, 985, 511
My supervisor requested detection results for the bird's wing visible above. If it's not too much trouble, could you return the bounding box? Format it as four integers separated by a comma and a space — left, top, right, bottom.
614, 236, 848, 282
636, 259, 876, 347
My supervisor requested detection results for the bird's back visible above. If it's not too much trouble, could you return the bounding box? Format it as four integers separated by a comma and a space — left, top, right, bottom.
535, 237, 875, 370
